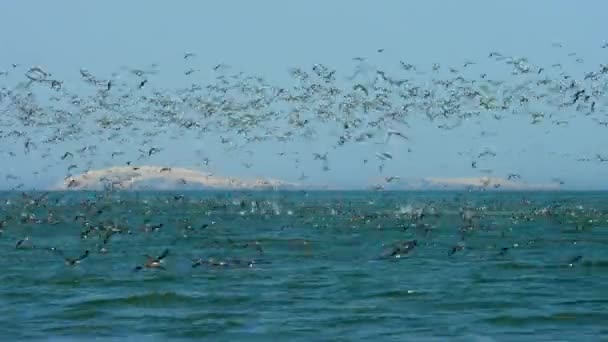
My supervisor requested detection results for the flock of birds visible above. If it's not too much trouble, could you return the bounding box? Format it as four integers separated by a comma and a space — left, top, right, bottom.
0, 45, 606, 273
0, 44, 607, 190
1, 190, 606, 273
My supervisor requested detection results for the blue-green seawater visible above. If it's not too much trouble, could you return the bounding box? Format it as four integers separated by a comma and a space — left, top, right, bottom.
1, 191, 607, 341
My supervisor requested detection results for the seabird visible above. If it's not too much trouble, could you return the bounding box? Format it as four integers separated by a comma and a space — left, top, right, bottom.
49, 249, 89, 266
135, 249, 169, 271
382, 240, 418, 258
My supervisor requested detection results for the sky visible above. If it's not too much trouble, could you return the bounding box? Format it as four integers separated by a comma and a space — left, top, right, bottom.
1, 1, 607, 190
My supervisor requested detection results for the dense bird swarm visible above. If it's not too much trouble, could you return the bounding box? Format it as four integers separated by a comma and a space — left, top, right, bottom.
0, 48, 607, 190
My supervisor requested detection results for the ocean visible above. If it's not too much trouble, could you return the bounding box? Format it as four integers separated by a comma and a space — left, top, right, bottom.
1, 191, 607, 341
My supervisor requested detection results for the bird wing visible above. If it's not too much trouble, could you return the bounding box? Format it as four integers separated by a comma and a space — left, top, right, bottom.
76, 250, 90, 262
157, 249, 170, 261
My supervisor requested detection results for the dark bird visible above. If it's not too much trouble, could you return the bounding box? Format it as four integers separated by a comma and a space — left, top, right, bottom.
24, 139, 35, 153
149, 147, 161, 156
507, 173, 521, 180
382, 239, 418, 258
139, 147, 161, 157
353, 84, 369, 96
448, 244, 465, 256
16, 237, 32, 249
54, 250, 90, 266
571, 89, 585, 104
135, 249, 169, 271
67, 179, 80, 188
313, 152, 328, 161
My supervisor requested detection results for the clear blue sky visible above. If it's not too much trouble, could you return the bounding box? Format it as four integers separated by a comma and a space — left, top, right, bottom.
1, 1, 607, 190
